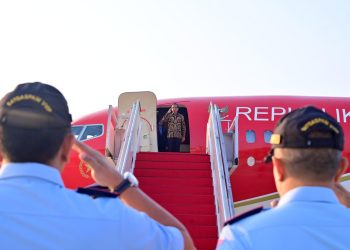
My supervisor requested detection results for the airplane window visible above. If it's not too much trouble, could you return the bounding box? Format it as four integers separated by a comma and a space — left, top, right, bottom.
264, 131, 273, 143
72, 126, 84, 139
246, 130, 256, 143
80, 125, 103, 141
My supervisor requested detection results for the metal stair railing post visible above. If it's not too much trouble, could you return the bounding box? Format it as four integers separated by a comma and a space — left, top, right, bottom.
116, 100, 142, 174
105, 105, 118, 159
213, 104, 234, 217
207, 102, 235, 236
228, 115, 239, 171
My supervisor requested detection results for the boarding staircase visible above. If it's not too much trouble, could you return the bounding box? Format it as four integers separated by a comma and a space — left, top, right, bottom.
104, 92, 235, 250
134, 152, 217, 250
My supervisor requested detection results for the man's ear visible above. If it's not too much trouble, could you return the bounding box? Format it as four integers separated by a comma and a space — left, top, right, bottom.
272, 157, 286, 182
335, 156, 349, 182
61, 133, 75, 163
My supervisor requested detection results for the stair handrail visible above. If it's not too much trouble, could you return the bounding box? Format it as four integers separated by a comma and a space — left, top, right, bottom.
116, 100, 142, 174
228, 115, 239, 170
105, 105, 118, 159
206, 102, 235, 235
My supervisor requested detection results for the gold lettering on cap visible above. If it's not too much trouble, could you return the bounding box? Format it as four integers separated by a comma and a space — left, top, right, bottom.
41, 100, 52, 112
301, 117, 339, 134
329, 124, 339, 134
6, 94, 42, 106
6, 94, 53, 113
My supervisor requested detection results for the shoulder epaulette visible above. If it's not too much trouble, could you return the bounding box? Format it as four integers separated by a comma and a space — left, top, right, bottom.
76, 185, 120, 199
224, 206, 264, 226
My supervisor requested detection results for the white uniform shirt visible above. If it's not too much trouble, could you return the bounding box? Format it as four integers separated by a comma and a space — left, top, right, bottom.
217, 186, 350, 250
0, 163, 183, 250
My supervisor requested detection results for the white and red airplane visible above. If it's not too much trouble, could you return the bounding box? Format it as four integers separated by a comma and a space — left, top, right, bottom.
62, 92, 350, 250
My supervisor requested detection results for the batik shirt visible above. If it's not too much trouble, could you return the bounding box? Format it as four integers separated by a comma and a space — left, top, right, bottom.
160, 113, 186, 139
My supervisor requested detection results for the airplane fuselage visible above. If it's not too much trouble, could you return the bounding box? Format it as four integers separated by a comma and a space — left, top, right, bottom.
62, 95, 350, 212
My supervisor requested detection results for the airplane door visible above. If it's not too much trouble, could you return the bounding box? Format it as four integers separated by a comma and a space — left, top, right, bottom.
232, 115, 239, 169
223, 114, 239, 174
118, 91, 158, 152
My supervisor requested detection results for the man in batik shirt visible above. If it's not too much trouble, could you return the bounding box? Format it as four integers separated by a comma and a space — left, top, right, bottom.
159, 104, 186, 152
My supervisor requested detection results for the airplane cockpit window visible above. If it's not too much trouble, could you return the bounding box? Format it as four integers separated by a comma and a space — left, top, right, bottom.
80, 125, 103, 141
72, 124, 104, 141
264, 131, 273, 143
246, 130, 256, 143
72, 126, 84, 139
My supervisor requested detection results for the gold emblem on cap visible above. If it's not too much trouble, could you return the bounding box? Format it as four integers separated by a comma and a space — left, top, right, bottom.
270, 134, 281, 145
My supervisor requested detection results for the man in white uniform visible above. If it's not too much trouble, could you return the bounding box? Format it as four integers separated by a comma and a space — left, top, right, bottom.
0, 82, 194, 250
217, 106, 350, 249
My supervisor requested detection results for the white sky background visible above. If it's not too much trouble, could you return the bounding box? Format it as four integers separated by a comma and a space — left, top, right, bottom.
0, 0, 349, 119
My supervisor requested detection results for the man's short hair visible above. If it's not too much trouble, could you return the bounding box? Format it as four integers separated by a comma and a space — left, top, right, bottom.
276, 148, 342, 181
0, 82, 72, 163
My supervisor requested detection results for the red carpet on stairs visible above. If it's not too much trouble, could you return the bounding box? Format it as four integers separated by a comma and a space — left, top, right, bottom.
134, 152, 218, 250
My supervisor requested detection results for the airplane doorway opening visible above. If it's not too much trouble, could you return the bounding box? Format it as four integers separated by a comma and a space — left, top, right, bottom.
157, 105, 190, 153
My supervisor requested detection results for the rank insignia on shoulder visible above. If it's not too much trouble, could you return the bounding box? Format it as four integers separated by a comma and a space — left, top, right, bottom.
76, 185, 120, 199
224, 206, 264, 226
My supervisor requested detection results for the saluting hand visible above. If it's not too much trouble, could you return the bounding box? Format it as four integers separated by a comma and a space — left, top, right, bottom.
73, 139, 123, 189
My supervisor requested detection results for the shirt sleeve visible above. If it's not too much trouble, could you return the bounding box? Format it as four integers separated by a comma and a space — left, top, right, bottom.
160, 113, 170, 125
119, 202, 184, 250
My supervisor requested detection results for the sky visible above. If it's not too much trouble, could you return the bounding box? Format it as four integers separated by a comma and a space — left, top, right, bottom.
0, 0, 349, 120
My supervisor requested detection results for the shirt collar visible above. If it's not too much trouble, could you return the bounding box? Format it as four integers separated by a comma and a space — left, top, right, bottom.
278, 186, 339, 207
0, 162, 64, 187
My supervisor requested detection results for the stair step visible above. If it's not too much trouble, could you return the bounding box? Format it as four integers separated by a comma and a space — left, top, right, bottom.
137, 152, 210, 163
194, 238, 218, 250
175, 214, 216, 226
150, 194, 214, 205
186, 225, 218, 238
138, 177, 212, 186
162, 204, 216, 215
135, 168, 211, 178
140, 185, 213, 195
135, 161, 210, 170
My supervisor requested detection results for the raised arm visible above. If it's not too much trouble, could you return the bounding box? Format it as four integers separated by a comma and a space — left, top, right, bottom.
159, 108, 172, 125
73, 139, 195, 250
